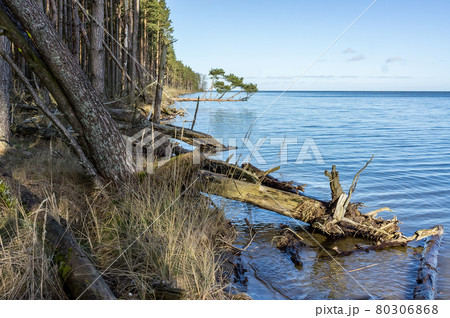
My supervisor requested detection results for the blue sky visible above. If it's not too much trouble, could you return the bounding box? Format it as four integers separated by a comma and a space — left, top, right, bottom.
167, 0, 450, 91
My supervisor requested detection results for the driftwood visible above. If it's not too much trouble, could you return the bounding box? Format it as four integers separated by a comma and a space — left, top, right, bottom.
203, 159, 260, 183
202, 160, 305, 193
197, 170, 399, 240
197, 165, 436, 244
324, 165, 344, 204
413, 225, 444, 300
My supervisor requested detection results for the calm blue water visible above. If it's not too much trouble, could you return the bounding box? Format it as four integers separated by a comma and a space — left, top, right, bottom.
174, 91, 450, 300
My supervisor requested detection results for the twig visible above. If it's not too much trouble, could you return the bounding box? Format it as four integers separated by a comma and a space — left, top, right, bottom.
365, 207, 393, 217
283, 227, 304, 241
343, 155, 374, 209
190, 96, 200, 130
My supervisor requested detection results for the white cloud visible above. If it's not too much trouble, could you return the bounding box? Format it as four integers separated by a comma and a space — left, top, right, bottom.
347, 54, 365, 62
385, 56, 403, 63
342, 48, 356, 54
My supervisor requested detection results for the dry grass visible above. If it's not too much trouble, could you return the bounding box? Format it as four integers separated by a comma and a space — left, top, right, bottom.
0, 196, 66, 299
80, 164, 234, 299
0, 138, 235, 299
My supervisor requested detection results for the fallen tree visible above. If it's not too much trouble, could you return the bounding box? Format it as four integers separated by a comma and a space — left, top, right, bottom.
196, 157, 442, 245
142, 122, 233, 151
413, 225, 444, 300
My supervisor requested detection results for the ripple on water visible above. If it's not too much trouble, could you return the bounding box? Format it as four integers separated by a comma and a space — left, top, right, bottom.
176, 91, 450, 299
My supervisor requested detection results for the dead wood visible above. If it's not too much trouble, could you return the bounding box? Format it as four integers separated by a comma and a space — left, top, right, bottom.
203, 159, 260, 183
40, 212, 117, 300
413, 225, 444, 300
197, 169, 403, 241
242, 162, 305, 193
275, 226, 306, 268
12, 124, 61, 139
324, 165, 343, 204
145, 122, 232, 151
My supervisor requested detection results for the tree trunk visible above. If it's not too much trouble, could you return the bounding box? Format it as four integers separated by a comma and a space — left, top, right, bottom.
89, 0, 105, 100
71, 0, 80, 62
0, 48, 101, 184
129, 0, 139, 105
122, 0, 129, 93
0, 36, 11, 153
42, 213, 117, 299
413, 225, 444, 300
1, 0, 133, 183
153, 42, 167, 124
196, 169, 408, 241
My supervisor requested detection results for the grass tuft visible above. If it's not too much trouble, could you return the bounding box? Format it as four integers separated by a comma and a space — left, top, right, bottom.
0, 138, 235, 299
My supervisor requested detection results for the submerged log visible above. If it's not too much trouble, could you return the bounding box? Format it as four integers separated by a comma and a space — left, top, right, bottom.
275, 226, 306, 268
413, 225, 444, 300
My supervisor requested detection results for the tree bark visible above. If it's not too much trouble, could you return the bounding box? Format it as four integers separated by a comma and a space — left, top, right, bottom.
1, 0, 133, 183
89, 0, 105, 99
153, 42, 167, 124
413, 225, 444, 300
71, 0, 80, 62
0, 36, 11, 153
130, 0, 139, 106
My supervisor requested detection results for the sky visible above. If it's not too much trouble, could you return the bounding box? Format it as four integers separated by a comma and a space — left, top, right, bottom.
166, 0, 450, 91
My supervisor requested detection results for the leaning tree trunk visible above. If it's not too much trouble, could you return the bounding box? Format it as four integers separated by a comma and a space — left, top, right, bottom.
0, 0, 133, 183
89, 0, 105, 100
0, 36, 11, 153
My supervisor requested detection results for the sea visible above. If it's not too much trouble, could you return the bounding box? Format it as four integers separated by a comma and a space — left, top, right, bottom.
174, 91, 450, 300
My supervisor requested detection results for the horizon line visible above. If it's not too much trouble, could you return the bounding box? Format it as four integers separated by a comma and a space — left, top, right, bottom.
206, 90, 450, 93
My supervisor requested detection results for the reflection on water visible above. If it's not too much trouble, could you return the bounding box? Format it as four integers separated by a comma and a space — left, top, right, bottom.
175, 91, 450, 299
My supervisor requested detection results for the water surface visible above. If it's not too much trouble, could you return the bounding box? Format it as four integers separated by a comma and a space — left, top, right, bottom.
174, 91, 450, 300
